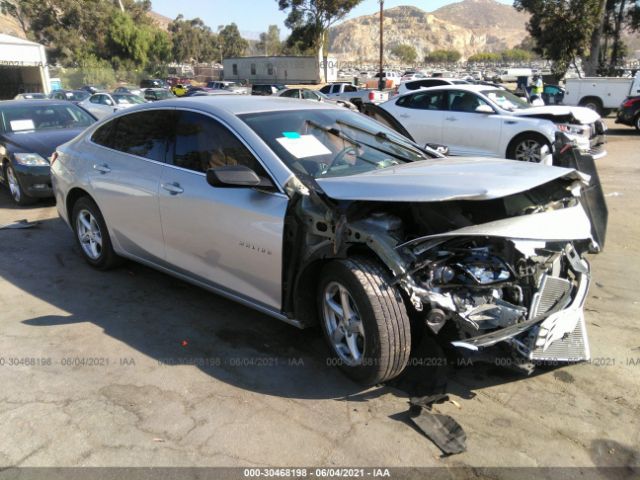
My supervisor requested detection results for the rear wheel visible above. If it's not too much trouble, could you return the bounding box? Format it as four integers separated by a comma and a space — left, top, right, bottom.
579, 97, 604, 116
318, 257, 411, 385
507, 134, 551, 163
71, 197, 121, 270
4, 163, 36, 206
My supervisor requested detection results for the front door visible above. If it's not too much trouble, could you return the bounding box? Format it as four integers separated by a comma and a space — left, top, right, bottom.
441, 90, 502, 157
158, 110, 288, 310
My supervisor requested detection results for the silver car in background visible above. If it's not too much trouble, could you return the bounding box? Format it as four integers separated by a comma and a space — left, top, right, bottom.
51, 97, 598, 385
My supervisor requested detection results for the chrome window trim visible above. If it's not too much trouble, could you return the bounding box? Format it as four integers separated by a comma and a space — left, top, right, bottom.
86, 107, 288, 197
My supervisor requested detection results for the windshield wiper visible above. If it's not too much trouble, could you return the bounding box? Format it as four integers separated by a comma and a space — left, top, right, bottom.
335, 120, 427, 159
307, 120, 415, 163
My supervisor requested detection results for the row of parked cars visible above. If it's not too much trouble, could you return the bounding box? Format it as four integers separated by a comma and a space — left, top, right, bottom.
0, 80, 608, 386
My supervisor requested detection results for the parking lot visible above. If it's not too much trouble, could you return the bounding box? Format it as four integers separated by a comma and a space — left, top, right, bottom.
0, 118, 638, 471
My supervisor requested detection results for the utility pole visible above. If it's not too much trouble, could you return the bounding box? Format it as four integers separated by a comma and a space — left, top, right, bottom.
378, 0, 385, 91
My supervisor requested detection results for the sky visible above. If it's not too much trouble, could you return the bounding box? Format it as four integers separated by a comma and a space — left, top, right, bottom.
150, 0, 512, 39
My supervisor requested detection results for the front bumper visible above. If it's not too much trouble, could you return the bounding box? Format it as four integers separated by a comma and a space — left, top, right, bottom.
12, 164, 53, 198
571, 120, 607, 160
452, 264, 591, 363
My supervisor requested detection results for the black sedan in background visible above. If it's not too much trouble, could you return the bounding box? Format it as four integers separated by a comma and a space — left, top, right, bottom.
0, 101, 96, 205
615, 96, 640, 131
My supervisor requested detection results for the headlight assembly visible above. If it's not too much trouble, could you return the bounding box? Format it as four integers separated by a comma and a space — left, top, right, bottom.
557, 124, 588, 136
13, 153, 49, 166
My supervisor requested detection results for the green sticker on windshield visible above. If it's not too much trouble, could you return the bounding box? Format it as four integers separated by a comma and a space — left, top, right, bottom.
282, 131, 301, 139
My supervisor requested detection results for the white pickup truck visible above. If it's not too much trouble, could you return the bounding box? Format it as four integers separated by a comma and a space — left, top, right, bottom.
319, 82, 389, 110
564, 72, 640, 115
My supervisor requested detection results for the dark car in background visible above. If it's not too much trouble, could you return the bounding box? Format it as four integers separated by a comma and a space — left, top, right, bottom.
140, 79, 167, 89
251, 84, 287, 96
0, 101, 96, 205
615, 96, 640, 131
144, 88, 175, 102
49, 90, 91, 103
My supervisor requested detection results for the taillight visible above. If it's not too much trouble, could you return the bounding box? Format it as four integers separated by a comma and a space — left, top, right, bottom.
622, 97, 640, 108
369, 91, 375, 101
50, 151, 59, 166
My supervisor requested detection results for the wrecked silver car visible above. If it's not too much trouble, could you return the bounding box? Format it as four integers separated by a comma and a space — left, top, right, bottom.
51, 97, 601, 385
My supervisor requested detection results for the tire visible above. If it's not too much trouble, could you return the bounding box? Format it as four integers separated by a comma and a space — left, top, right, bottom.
635, 114, 640, 132
506, 133, 551, 163
318, 256, 411, 385
71, 196, 121, 270
3, 163, 36, 206
579, 97, 604, 116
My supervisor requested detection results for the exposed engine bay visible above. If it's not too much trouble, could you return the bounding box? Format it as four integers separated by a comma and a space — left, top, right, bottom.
283, 171, 599, 364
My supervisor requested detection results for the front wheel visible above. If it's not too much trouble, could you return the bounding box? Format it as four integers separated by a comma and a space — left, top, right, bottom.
507, 134, 551, 163
318, 257, 411, 385
4, 163, 36, 206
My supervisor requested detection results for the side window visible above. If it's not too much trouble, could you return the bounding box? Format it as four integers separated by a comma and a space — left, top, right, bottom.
110, 110, 175, 162
331, 85, 341, 94
267, 64, 274, 75
232, 64, 238, 76
251, 63, 256, 75
397, 91, 444, 110
319, 85, 331, 94
89, 95, 101, 104
448, 92, 489, 113
281, 89, 299, 98
91, 120, 117, 148
100, 95, 114, 106
173, 111, 267, 176
344, 85, 357, 92
302, 90, 318, 100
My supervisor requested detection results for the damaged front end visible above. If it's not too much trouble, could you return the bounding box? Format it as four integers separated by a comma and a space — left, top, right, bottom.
285, 167, 600, 365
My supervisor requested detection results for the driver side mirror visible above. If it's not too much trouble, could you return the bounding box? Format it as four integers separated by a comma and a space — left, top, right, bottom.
475, 105, 494, 114
206, 165, 274, 189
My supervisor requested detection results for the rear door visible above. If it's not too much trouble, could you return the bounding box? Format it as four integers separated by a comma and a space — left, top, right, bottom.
87, 109, 174, 261
158, 110, 288, 310
382, 90, 446, 146
441, 90, 502, 157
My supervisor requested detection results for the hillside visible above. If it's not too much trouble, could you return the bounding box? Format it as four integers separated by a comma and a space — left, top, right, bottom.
329, 0, 528, 62
0, 12, 26, 38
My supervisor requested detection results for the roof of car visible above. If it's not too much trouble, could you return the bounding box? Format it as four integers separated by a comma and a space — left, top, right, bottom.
145, 95, 341, 115
0, 100, 78, 108
402, 84, 493, 94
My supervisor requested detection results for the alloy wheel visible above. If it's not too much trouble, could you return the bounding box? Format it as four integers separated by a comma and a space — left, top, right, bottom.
76, 209, 103, 260
514, 139, 543, 162
322, 281, 366, 366
6, 166, 21, 202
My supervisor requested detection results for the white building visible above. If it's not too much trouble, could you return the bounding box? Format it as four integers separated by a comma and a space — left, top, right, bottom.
0, 34, 51, 99
223, 56, 338, 84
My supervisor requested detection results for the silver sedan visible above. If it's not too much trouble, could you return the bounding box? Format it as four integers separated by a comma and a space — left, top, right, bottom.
51, 96, 597, 384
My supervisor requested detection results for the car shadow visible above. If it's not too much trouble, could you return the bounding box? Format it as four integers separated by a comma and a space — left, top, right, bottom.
1, 195, 539, 401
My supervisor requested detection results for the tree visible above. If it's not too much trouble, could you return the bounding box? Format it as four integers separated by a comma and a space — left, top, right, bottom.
278, 0, 363, 82
391, 44, 417, 64
424, 49, 461, 63
218, 23, 249, 59
514, 0, 603, 77
257, 25, 283, 56
467, 52, 502, 63
169, 15, 219, 63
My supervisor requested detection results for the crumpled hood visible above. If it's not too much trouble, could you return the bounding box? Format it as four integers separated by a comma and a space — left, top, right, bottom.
511, 105, 600, 124
316, 157, 582, 202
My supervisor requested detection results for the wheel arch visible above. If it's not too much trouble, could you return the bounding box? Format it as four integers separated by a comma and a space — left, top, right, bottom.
291, 245, 393, 327
506, 130, 553, 159
65, 187, 95, 224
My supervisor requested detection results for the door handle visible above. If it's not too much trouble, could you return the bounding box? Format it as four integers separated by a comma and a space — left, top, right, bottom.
93, 164, 111, 174
445, 117, 458, 122
399, 114, 410, 119
161, 182, 184, 195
